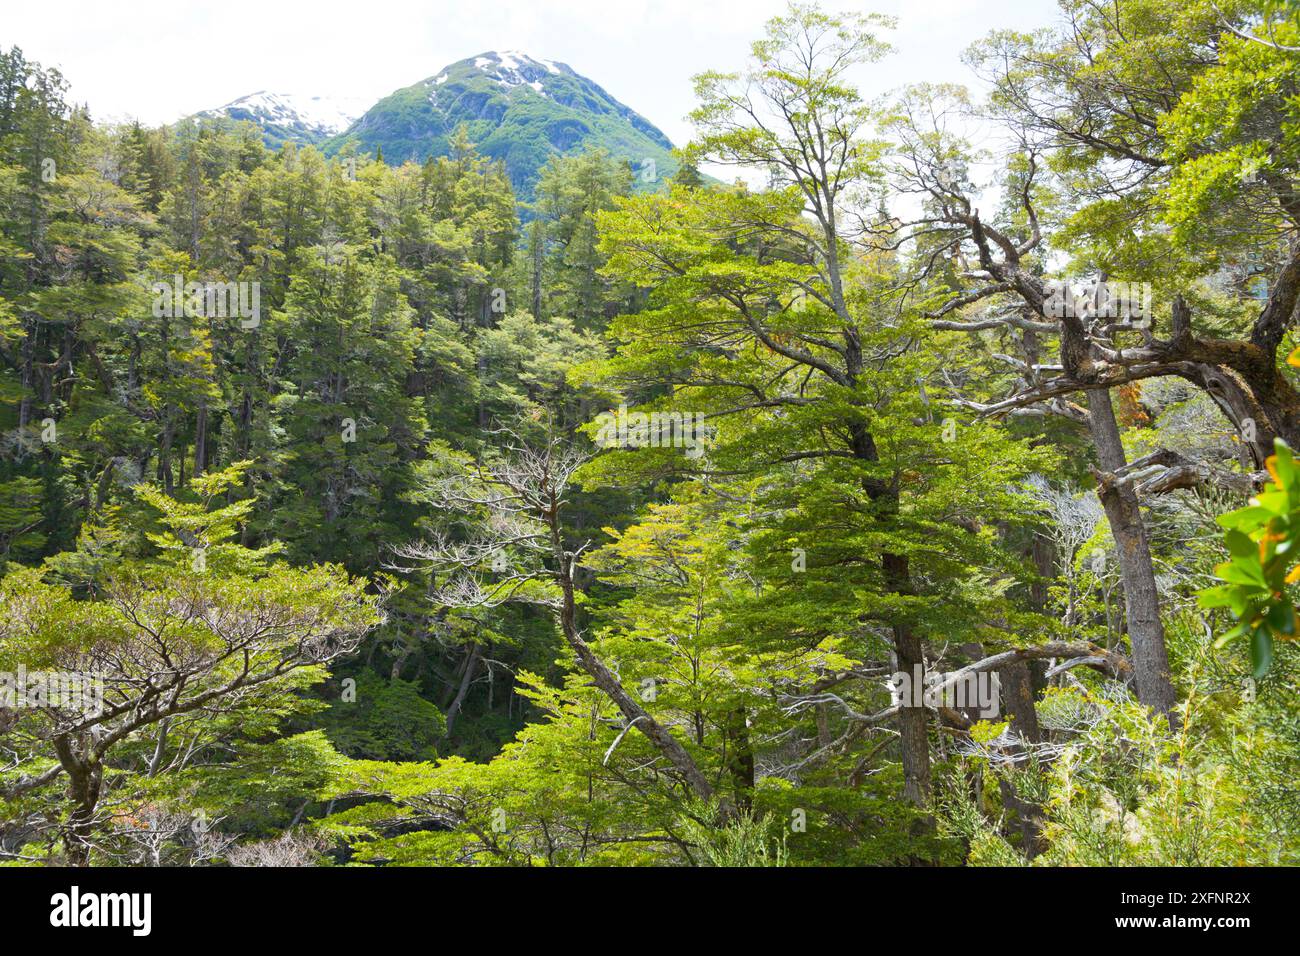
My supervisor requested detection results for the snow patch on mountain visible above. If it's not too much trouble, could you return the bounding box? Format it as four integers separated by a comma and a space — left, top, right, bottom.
200, 91, 367, 136
467, 51, 571, 90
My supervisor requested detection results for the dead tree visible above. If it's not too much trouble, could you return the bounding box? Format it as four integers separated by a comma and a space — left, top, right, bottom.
394, 430, 715, 802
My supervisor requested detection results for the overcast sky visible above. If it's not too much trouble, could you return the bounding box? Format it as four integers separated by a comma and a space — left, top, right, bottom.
5, 0, 1063, 143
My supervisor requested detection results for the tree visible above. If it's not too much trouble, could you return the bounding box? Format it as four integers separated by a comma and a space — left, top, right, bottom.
577, 3, 1063, 811
949, 0, 1300, 466
264, 244, 427, 568
0, 463, 381, 864
396, 430, 717, 801
528, 149, 634, 327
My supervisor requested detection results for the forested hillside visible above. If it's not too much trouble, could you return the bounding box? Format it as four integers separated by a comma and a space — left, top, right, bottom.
1, 0, 1298, 868
197, 52, 680, 200
326, 51, 680, 198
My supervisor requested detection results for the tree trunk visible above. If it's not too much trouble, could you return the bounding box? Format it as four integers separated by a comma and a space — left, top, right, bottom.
53, 735, 102, 867
158, 416, 175, 495
882, 550, 931, 807
442, 643, 481, 736
193, 401, 208, 478
723, 707, 755, 811
892, 618, 932, 807
550, 515, 714, 801
1000, 660, 1041, 742
848, 418, 932, 809
1086, 390, 1176, 718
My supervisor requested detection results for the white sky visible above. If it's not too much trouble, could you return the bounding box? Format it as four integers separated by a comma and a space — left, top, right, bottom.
4, 0, 1064, 144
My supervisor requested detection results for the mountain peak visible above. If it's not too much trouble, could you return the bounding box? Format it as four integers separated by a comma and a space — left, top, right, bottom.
196, 91, 368, 146
474, 50, 573, 76
193, 52, 679, 200
428, 51, 574, 95
333, 51, 676, 198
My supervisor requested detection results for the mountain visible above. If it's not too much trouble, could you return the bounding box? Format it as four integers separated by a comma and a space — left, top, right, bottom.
195, 91, 369, 149
324, 51, 679, 198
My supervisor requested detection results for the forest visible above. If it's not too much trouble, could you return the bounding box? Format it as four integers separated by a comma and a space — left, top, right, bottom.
1, 0, 1298, 868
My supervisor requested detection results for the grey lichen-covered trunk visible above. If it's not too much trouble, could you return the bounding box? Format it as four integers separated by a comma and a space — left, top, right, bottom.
1086, 390, 1177, 718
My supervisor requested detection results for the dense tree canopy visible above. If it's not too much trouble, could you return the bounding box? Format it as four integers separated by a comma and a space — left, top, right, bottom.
1, 1, 1298, 867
